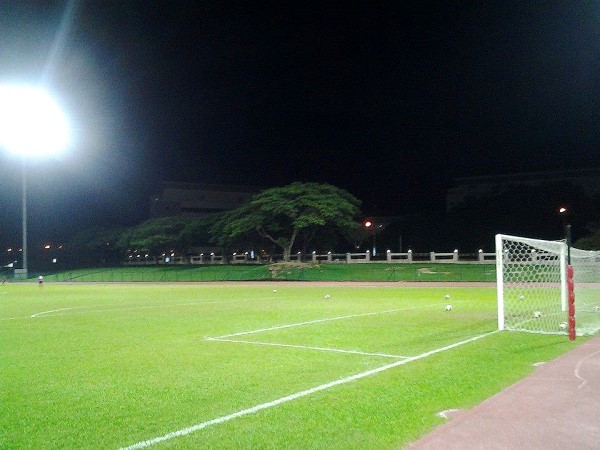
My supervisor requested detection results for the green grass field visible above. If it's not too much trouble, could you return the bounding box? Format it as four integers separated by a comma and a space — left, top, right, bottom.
0, 283, 583, 449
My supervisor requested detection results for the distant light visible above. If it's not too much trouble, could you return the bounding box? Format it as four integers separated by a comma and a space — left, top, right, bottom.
52, 258, 57, 263
364, 221, 372, 228
0, 84, 69, 156
44, 244, 51, 249
7, 248, 12, 252
559, 207, 568, 214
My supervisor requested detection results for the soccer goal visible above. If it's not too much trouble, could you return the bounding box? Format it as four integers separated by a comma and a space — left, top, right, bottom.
496, 234, 600, 337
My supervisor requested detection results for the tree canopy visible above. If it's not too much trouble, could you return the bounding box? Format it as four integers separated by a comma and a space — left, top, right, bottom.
214, 182, 361, 261
117, 215, 221, 256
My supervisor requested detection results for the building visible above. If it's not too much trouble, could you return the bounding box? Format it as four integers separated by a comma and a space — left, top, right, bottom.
446, 169, 600, 211
150, 182, 260, 217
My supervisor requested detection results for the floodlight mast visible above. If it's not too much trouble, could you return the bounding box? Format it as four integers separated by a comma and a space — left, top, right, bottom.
21, 158, 27, 277
0, 84, 70, 278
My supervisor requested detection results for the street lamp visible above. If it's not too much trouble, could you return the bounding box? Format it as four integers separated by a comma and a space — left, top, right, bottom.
558, 206, 571, 264
364, 220, 377, 256
0, 84, 70, 278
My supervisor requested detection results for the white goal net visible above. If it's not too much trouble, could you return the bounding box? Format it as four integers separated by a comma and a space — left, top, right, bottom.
496, 234, 600, 337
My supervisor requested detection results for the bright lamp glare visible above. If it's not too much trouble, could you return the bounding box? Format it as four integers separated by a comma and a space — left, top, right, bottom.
0, 84, 69, 156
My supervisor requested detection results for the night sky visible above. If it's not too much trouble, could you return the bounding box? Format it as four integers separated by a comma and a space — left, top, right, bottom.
1, 1, 600, 248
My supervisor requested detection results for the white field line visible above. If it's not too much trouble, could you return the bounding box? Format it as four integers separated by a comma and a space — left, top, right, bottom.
30, 306, 89, 318
206, 337, 409, 359
210, 305, 436, 340
26, 298, 252, 319
574, 349, 600, 389
436, 408, 462, 419
119, 331, 497, 450
33, 303, 201, 317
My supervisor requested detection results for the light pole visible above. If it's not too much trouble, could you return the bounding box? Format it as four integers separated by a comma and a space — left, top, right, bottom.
558, 206, 571, 264
364, 220, 378, 257
0, 84, 69, 278
559, 206, 576, 341
21, 158, 27, 276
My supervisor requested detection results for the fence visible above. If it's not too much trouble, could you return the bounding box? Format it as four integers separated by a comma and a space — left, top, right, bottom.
124, 250, 496, 266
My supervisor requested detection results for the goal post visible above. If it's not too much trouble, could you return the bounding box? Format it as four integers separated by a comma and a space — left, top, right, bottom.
496, 233, 600, 337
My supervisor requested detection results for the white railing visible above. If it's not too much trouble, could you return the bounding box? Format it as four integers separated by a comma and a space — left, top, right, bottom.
312, 251, 333, 263
231, 253, 248, 264
125, 250, 496, 265
430, 250, 459, 262
346, 251, 370, 263
386, 250, 413, 263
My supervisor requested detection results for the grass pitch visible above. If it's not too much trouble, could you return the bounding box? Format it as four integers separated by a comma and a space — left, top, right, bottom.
0, 283, 582, 449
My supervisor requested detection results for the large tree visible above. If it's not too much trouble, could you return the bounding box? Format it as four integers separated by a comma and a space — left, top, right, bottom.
117, 214, 222, 256
214, 182, 361, 261
64, 226, 126, 267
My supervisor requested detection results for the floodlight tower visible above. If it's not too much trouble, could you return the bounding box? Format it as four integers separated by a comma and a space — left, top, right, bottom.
0, 84, 69, 278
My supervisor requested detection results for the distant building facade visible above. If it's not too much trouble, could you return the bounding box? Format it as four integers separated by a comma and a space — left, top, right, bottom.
446, 169, 600, 211
150, 182, 260, 217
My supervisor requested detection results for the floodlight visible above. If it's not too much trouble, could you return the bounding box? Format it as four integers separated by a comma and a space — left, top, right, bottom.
0, 84, 69, 156
0, 83, 70, 278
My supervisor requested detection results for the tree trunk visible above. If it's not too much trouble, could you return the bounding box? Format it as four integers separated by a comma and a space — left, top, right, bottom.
283, 246, 292, 262
257, 227, 298, 262
283, 228, 299, 262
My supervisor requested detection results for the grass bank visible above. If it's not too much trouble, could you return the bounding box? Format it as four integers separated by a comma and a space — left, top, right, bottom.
41, 262, 496, 283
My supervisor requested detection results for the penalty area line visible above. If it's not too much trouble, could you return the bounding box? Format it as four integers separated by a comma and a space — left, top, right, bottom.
119, 331, 497, 450
206, 337, 409, 359
28, 298, 251, 318
210, 304, 438, 340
